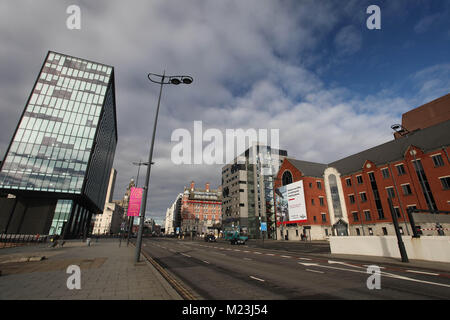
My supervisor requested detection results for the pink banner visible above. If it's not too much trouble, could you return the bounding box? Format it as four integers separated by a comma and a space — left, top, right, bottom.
127, 187, 143, 217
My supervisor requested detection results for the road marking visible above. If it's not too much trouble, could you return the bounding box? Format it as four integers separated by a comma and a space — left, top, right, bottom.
243, 250, 250, 253
250, 276, 265, 282
203, 260, 210, 264
244, 258, 252, 261
180, 253, 191, 258
298, 263, 450, 288
254, 252, 262, 255
234, 249, 241, 252
306, 269, 324, 274
266, 253, 275, 256
281, 255, 291, 258
298, 257, 311, 261
406, 270, 439, 276
363, 264, 385, 269
328, 260, 364, 269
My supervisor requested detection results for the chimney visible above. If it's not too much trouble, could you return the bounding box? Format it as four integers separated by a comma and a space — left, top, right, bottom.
205, 182, 210, 192
190, 181, 195, 191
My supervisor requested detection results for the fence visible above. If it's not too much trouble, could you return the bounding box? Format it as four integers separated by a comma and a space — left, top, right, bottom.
0, 234, 48, 248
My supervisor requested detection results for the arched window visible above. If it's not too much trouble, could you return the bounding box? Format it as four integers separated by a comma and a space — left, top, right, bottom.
282, 171, 293, 186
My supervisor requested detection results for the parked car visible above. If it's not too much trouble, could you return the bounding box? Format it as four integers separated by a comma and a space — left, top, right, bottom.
204, 234, 216, 242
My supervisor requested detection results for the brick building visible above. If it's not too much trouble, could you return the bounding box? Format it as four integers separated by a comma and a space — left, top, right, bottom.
274, 94, 450, 240
274, 159, 331, 240
181, 181, 222, 237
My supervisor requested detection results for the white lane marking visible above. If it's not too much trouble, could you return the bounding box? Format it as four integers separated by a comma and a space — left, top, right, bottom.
234, 249, 241, 252
254, 252, 262, 255
298, 263, 450, 288
160, 246, 166, 249
244, 258, 252, 261
306, 269, 324, 274
243, 250, 250, 253
328, 260, 364, 269
250, 276, 265, 282
180, 253, 191, 258
266, 253, 275, 256
281, 255, 292, 258
298, 257, 311, 261
406, 270, 439, 276
363, 264, 385, 269
203, 260, 210, 264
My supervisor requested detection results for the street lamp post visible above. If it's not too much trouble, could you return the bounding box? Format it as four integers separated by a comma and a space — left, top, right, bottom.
134, 72, 193, 263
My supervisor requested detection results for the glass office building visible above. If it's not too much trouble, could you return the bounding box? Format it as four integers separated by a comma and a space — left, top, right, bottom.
0, 51, 117, 237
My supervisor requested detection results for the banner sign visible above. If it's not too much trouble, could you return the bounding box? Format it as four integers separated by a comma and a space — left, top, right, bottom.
275, 180, 307, 225
127, 187, 143, 217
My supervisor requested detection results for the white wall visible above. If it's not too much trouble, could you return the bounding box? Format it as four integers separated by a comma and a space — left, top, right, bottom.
329, 236, 450, 263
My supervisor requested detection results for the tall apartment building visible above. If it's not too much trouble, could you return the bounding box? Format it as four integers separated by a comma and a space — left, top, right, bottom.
181, 182, 222, 236
221, 144, 287, 239
164, 193, 182, 235
0, 51, 117, 237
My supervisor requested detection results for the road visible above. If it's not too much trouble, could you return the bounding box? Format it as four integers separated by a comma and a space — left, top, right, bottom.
141, 238, 450, 300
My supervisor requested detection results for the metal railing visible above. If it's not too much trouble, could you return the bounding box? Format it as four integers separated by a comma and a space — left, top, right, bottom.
0, 233, 48, 248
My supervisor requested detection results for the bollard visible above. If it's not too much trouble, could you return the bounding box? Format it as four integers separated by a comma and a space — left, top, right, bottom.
86, 238, 91, 246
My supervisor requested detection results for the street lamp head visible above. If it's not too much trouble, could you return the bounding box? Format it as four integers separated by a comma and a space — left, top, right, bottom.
182, 76, 193, 84
391, 124, 402, 131
170, 77, 181, 85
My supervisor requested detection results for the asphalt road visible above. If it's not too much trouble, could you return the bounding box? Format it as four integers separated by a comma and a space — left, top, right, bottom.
141, 238, 450, 300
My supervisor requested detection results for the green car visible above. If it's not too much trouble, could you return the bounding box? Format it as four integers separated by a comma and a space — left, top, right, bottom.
223, 228, 248, 245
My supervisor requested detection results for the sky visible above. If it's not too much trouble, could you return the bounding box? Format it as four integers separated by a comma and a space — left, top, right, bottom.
0, 0, 449, 225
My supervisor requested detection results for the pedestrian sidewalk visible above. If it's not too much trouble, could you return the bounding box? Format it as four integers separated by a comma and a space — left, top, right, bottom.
0, 238, 182, 300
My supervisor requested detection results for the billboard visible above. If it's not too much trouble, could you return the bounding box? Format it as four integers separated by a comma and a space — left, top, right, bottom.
127, 187, 143, 217
275, 180, 307, 224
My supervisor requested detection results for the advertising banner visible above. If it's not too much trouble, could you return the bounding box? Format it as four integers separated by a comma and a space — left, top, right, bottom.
127, 187, 143, 217
275, 180, 307, 224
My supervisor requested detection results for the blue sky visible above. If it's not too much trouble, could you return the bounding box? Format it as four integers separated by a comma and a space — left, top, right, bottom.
0, 0, 449, 224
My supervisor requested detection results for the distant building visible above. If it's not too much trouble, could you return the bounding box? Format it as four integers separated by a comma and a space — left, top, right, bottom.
0, 51, 118, 237
92, 168, 124, 235
221, 144, 287, 239
181, 181, 222, 236
165, 193, 182, 235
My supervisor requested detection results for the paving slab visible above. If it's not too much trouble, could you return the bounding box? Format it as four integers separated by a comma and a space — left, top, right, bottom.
0, 239, 182, 300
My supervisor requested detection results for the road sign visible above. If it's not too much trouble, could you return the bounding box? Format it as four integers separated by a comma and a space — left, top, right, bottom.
260, 222, 267, 232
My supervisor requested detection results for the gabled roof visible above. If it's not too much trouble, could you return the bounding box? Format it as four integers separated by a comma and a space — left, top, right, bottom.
329, 118, 450, 175
284, 119, 450, 177
285, 158, 327, 178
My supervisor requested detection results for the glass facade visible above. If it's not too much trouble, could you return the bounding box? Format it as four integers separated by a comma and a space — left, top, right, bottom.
0, 51, 113, 194
0, 51, 118, 237
49, 199, 73, 235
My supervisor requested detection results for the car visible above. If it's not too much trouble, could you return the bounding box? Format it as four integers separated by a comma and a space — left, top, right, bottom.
204, 234, 216, 242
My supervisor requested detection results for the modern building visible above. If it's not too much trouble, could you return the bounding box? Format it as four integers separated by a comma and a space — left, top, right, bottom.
274, 94, 450, 240
164, 193, 182, 235
0, 51, 118, 237
181, 181, 222, 237
221, 144, 287, 239
92, 168, 124, 235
